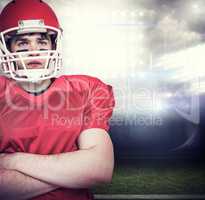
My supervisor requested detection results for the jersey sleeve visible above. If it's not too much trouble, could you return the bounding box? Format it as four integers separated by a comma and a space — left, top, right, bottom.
81, 79, 115, 132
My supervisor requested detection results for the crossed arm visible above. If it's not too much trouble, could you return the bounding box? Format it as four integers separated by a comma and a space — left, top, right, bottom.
0, 169, 58, 200
0, 128, 114, 200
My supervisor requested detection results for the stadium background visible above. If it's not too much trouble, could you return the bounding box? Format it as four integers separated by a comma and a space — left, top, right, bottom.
1, 0, 205, 199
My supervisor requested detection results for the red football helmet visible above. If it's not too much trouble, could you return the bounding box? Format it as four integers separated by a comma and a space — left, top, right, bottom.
0, 0, 62, 82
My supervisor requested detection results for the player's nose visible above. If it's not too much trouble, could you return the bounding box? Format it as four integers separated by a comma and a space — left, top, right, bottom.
28, 42, 40, 56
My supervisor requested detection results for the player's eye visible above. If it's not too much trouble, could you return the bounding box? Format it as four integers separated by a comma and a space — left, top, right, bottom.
15, 41, 29, 52
38, 40, 51, 51
16, 41, 29, 48
38, 40, 49, 46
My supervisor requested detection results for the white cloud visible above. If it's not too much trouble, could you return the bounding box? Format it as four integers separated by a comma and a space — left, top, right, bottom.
149, 14, 202, 55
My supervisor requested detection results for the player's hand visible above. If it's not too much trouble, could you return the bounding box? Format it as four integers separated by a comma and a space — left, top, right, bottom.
0, 153, 16, 170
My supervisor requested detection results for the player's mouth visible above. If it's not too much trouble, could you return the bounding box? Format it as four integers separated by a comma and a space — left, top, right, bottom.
27, 61, 43, 69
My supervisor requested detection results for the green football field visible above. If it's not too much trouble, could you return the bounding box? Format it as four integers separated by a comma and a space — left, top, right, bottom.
93, 160, 205, 194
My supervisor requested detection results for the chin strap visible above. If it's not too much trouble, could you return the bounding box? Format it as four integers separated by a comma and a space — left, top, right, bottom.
15, 68, 54, 82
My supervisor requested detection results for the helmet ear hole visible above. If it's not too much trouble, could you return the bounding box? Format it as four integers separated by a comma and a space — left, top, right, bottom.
4, 31, 17, 52
5, 38, 12, 52
50, 34, 57, 50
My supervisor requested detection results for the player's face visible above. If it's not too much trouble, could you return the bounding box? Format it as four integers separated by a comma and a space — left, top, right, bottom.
10, 33, 52, 69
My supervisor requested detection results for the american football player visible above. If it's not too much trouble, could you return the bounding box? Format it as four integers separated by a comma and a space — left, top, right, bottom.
0, 0, 115, 199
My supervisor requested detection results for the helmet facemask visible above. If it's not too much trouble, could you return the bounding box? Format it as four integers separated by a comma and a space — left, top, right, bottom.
0, 19, 62, 82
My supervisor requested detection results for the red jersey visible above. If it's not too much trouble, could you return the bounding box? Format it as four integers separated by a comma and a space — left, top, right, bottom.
0, 75, 115, 200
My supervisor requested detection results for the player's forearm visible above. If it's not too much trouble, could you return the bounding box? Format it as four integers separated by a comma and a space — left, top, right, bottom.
0, 169, 58, 200
10, 149, 113, 189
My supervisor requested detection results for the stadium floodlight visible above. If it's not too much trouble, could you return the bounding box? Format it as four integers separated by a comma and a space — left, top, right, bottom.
155, 44, 205, 87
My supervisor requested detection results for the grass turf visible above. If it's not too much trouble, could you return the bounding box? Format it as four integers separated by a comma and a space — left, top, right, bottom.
93, 160, 205, 194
